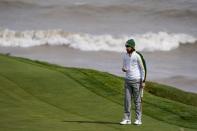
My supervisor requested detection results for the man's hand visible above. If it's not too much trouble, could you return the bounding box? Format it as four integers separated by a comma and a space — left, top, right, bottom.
142, 82, 145, 88
122, 67, 127, 72
140, 82, 145, 97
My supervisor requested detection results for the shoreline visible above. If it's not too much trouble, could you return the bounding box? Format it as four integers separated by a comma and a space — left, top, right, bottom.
0, 44, 197, 93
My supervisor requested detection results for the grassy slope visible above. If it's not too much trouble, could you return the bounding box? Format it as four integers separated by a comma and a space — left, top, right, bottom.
0, 54, 196, 131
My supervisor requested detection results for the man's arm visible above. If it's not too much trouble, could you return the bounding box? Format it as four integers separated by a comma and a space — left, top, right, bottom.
122, 53, 127, 72
137, 54, 145, 86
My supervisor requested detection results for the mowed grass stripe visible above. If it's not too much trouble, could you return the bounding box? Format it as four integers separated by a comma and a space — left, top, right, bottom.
0, 55, 123, 130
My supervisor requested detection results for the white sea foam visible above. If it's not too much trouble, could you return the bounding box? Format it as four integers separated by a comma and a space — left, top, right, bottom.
0, 29, 196, 52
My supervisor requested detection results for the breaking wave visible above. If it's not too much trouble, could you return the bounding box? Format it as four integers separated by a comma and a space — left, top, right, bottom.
0, 28, 196, 52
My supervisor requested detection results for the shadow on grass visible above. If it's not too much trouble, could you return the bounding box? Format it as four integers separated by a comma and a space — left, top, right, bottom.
63, 120, 119, 125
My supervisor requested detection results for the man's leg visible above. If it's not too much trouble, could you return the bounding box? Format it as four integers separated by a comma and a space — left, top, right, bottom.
120, 80, 132, 125
133, 81, 142, 124
124, 80, 132, 120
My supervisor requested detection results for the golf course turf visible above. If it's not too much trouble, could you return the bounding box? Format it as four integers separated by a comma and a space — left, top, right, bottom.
0, 53, 196, 131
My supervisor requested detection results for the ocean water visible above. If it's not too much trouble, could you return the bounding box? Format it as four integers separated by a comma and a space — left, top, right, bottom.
0, 0, 197, 35
0, 0, 197, 92
0, 0, 197, 51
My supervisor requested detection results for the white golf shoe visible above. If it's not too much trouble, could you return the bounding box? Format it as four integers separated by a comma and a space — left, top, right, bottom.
134, 119, 142, 125
120, 119, 131, 125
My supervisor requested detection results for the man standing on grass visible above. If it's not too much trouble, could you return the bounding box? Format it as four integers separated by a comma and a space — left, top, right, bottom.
120, 39, 146, 125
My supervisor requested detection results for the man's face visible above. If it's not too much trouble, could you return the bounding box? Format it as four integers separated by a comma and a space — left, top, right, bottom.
126, 46, 134, 53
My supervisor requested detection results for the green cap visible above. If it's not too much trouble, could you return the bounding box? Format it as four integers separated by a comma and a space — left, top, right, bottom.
125, 39, 135, 49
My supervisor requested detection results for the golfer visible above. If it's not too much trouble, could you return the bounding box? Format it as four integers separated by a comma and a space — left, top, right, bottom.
120, 39, 146, 125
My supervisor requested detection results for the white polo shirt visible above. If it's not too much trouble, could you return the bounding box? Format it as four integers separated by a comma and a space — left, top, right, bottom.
122, 51, 145, 81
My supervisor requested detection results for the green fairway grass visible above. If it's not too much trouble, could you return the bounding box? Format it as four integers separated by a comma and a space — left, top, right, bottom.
0, 53, 196, 131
